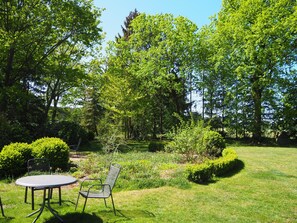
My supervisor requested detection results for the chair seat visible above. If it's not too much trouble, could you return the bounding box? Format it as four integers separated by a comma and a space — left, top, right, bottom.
79, 190, 110, 199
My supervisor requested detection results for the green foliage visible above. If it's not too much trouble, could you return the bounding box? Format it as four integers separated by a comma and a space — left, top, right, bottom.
186, 148, 239, 183
46, 121, 90, 145
0, 114, 32, 150
213, 148, 239, 176
166, 119, 206, 162
0, 149, 24, 177
0, 0, 103, 144
202, 130, 226, 157
186, 162, 214, 184
148, 141, 165, 152
97, 113, 127, 154
198, 0, 297, 141
166, 118, 226, 160
104, 13, 199, 139
72, 149, 189, 190
31, 137, 69, 171
1, 143, 33, 166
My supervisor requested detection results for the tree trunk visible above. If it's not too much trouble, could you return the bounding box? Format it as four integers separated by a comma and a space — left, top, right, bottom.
251, 73, 263, 143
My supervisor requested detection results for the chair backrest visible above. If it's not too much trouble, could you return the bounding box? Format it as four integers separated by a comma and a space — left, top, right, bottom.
76, 138, 82, 150
104, 164, 121, 190
71, 138, 81, 151
27, 158, 51, 175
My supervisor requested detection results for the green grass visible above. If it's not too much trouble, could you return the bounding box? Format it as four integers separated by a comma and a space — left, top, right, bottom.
1, 146, 297, 222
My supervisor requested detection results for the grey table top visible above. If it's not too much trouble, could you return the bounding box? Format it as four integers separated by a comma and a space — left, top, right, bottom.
16, 175, 77, 188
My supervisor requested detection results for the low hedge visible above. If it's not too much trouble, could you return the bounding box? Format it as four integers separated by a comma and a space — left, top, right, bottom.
213, 148, 239, 176
186, 148, 239, 183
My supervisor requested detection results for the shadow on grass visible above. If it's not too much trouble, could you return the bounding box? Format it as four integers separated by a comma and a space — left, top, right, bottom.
0, 216, 14, 222
221, 159, 245, 178
44, 209, 155, 223
198, 159, 246, 186
45, 212, 103, 223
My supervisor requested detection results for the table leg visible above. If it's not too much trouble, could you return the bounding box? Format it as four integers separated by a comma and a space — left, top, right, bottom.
26, 189, 46, 223
27, 188, 64, 223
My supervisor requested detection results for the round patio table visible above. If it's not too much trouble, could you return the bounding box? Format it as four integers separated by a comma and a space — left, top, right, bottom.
16, 175, 77, 223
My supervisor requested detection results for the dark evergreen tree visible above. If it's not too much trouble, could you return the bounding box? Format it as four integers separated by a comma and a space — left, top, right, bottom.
116, 9, 140, 41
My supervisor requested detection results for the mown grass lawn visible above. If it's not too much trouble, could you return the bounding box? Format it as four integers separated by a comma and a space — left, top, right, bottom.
0, 146, 296, 223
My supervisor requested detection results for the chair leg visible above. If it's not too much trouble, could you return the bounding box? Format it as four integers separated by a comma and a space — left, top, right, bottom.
25, 187, 28, 203
104, 198, 107, 207
110, 194, 116, 215
82, 197, 88, 212
49, 188, 53, 199
75, 193, 80, 210
31, 188, 35, 210
58, 187, 62, 206
0, 197, 5, 217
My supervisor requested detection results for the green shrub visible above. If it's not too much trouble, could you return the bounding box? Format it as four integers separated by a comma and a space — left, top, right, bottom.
148, 141, 165, 152
186, 162, 214, 183
213, 148, 239, 176
0, 149, 24, 177
202, 130, 226, 157
166, 120, 206, 162
186, 148, 239, 183
1, 142, 33, 167
31, 137, 69, 171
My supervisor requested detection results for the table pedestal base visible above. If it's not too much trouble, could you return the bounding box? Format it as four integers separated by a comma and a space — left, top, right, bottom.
27, 188, 63, 223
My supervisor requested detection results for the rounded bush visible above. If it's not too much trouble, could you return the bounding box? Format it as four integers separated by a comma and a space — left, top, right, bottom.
0, 149, 24, 177
2, 142, 33, 164
202, 130, 226, 157
31, 137, 70, 171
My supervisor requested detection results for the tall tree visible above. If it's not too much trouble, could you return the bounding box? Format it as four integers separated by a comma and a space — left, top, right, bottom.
206, 0, 297, 141
105, 13, 199, 138
0, 0, 103, 134
116, 9, 140, 41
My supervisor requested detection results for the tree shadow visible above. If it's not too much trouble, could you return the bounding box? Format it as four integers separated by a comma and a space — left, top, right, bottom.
44, 212, 103, 223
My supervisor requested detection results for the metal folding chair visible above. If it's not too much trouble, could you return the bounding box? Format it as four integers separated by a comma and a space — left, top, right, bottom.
75, 163, 121, 215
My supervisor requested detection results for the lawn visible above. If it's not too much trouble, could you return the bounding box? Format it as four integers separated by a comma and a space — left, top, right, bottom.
0, 146, 296, 222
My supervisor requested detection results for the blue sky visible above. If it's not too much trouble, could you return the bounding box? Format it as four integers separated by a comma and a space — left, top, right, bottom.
94, 0, 222, 46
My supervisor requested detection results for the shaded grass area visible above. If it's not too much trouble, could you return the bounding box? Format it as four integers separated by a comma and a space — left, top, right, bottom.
1, 146, 296, 222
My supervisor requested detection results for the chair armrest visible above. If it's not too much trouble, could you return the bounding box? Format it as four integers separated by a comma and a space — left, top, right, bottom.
79, 178, 103, 190
85, 183, 112, 197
